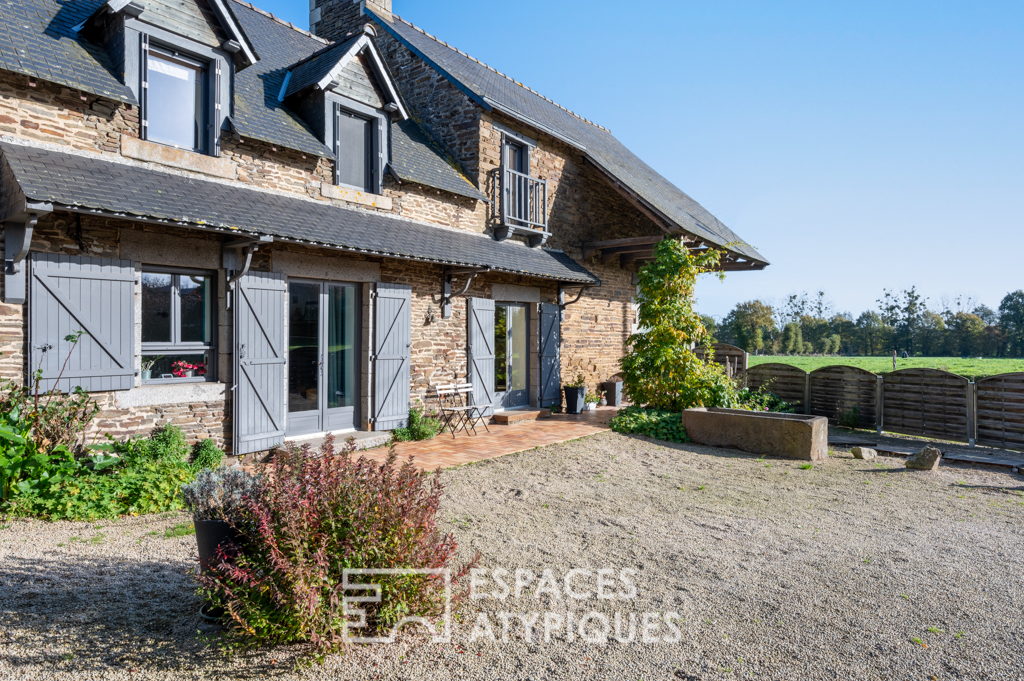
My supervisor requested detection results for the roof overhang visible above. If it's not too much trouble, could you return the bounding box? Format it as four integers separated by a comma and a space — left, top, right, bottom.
0, 140, 597, 285
582, 236, 767, 272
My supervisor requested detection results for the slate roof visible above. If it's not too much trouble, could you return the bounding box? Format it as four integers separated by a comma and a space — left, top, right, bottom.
390, 118, 486, 201
0, 0, 136, 103
226, 1, 334, 157
369, 10, 768, 266
282, 36, 359, 98
0, 141, 596, 283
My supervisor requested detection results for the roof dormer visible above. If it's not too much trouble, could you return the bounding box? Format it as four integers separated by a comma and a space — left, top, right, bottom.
83, 0, 258, 70
280, 26, 408, 195
279, 26, 406, 118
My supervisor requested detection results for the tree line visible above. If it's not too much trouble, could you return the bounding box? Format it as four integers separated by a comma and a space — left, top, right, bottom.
708, 289, 1024, 357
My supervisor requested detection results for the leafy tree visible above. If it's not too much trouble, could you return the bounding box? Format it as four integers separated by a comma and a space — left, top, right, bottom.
918, 311, 946, 356
854, 311, 886, 356
878, 287, 927, 354
723, 300, 775, 353
946, 312, 985, 357
781, 322, 802, 354
998, 291, 1024, 357
972, 304, 998, 326
700, 314, 719, 344
619, 239, 737, 411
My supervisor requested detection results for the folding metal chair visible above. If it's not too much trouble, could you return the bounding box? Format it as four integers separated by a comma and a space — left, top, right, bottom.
432, 383, 473, 437
455, 382, 491, 435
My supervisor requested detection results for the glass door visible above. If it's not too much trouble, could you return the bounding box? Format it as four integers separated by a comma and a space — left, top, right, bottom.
287, 281, 360, 436
495, 302, 529, 409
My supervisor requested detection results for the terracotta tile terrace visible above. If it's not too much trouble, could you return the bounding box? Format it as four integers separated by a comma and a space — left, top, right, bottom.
357, 406, 620, 470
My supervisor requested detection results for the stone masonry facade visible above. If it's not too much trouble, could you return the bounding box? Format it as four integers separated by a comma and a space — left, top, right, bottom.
0, 0, 682, 454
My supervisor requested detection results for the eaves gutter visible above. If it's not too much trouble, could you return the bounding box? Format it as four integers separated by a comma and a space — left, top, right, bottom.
47, 202, 598, 285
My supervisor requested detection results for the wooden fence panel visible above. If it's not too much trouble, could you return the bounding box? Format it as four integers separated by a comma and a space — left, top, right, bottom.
976, 372, 1024, 450
882, 369, 970, 442
809, 366, 878, 427
695, 343, 748, 377
747, 363, 807, 409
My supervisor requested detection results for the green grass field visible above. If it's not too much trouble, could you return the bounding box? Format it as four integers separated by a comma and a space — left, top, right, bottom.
748, 355, 1024, 380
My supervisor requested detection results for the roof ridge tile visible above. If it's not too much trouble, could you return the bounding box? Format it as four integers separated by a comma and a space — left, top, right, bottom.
390, 13, 609, 133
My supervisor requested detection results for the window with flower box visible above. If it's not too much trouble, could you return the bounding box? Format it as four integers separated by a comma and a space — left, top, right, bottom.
140, 268, 216, 383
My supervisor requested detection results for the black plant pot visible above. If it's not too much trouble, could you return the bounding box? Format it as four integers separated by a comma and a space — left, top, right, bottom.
602, 381, 624, 407
563, 386, 586, 414
194, 519, 242, 574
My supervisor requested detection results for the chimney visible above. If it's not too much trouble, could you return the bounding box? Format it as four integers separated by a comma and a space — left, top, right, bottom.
311, 0, 392, 43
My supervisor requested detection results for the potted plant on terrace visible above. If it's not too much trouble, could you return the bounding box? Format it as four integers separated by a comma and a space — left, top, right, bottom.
584, 391, 600, 411
563, 372, 586, 414
180, 466, 262, 618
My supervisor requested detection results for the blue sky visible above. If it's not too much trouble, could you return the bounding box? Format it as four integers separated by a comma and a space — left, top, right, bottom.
254, 0, 1024, 320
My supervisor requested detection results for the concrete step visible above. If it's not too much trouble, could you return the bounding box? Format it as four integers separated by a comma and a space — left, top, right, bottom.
493, 409, 552, 425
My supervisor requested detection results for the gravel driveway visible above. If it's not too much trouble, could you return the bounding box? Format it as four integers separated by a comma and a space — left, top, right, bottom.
2, 432, 1023, 680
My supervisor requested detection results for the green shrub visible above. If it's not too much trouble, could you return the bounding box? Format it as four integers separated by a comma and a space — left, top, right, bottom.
838, 404, 861, 428
0, 335, 199, 521
735, 387, 795, 413
610, 407, 689, 443
390, 404, 442, 442
200, 436, 473, 657
8, 458, 193, 521
619, 239, 737, 411
137, 424, 191, 462
190, 438, 225, 471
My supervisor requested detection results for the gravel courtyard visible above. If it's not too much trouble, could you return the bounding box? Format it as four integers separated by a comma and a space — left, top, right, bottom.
2, 432, 1023, 680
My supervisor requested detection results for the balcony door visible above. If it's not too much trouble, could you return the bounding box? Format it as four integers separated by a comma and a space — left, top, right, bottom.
495, 302, 529, 409
287, 280, 360, 437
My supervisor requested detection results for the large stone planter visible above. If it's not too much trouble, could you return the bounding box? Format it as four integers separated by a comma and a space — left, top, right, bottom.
682, 408, 828, 461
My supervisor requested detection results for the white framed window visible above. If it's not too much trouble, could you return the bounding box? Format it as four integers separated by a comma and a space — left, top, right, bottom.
140, 268, 217, 383
146, 47, 208, 153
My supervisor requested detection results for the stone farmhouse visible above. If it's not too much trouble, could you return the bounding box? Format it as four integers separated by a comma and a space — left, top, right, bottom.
0, 0, 767, 455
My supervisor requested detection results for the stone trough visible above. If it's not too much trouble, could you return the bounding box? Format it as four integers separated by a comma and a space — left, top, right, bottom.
682, 408, 829, 461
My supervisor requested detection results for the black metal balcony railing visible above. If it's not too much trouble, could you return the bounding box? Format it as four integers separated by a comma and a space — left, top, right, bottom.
499, 167, 549, 246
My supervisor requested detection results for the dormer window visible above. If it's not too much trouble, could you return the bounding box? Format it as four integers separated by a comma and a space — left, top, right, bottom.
146, 47, 208, 153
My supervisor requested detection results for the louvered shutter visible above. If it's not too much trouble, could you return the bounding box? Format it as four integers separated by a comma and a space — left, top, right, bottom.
233, 271, 287, 455
373, 283, 411, 430
29, 254, 135, 393
467, 297, 496, 416
538, 302, 561, 408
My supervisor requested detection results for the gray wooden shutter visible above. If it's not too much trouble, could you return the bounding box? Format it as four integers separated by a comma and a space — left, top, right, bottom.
28, 253, 134, 393
467, 297, 496, 416
538, 302, 561, 408
233, 271, 287, 456
139, 33, 149, 140
29, 253, 135, 393
373, 282, 411, 430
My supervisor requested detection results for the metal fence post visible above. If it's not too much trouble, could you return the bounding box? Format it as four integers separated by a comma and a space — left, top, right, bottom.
967, 381, 976, 447
875, 375, 884, 435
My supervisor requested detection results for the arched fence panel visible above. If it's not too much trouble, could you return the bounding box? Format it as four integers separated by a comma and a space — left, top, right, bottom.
747, 363, 808, 410
809, 366, 878, 427
882, 369, 970, 442
976, 373, 1024, 450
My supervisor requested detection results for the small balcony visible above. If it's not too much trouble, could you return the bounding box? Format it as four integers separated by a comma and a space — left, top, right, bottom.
496, 166, 549, 247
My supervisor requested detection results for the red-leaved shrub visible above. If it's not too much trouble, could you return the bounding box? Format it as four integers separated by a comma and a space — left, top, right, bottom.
199, 436, 473, 653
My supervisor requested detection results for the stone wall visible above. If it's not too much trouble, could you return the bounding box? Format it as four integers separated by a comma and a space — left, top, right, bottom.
0, 71, 482, 229
375, 33, 485, 183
